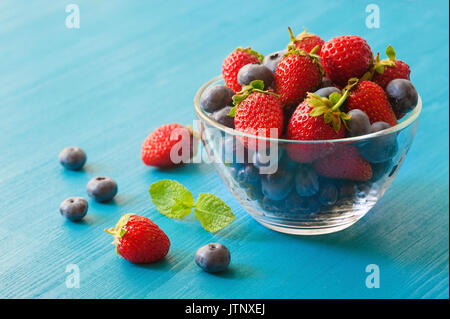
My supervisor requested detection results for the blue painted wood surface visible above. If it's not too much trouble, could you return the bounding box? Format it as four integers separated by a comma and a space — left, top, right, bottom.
0, 0, 448, 299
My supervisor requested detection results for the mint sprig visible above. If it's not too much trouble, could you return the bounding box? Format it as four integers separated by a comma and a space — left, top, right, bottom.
149, 180, 235, 232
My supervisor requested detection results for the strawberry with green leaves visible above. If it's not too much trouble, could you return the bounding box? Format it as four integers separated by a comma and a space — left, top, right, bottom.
372, 45, 411, 89
286, 91, 350, 163
344, 79, 398, 126
230, 80, 284, 149
222, 47, 264, 93
274, 46, 322, 107
287, 27, 325, 54
313, 144, 373, 181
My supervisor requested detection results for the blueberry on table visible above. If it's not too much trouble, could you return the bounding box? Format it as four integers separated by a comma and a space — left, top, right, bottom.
347, 109, 371, 137
200, 85, 234, 113
211, 106, 235, 128
261, 167, 294, 201
359, 122, 398, 163
58, 147, 86, 170
262, 49, 287, 73
295, 165, 319, 196
318, 182, 339, 206
195, 243, 230, 273
314, 86, 341, 98
86, 176, 118, 202
237, 63, 274, 89
386, 79, 418, 115
59, 197, 88, 222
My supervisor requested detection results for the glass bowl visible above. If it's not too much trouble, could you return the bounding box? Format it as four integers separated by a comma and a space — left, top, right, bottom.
193, 75, 421, 235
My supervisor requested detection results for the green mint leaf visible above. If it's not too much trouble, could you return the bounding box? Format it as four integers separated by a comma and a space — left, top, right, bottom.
149, 180, 194, 219
194, 193, 235, 232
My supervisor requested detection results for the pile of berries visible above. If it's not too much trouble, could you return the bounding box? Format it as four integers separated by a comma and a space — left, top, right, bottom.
199, 27, 419, 216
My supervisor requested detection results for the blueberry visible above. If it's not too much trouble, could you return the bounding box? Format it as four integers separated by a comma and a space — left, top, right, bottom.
261, 196, 285, 212
261, 167, 294, 201
386, 79, 418, 115
236, 164, 260, 186
237, 63, 274, 89
285, 191, 312, 213
221, 136, 248, 165
195, 243, 230, 273
252, 148, 283, 172
318, 182, 339, 206
59, 197, 88, 222
347, 109, 371, 137
200, 85, 234, 113
295, 166, 319, 196
59, 147, 86, 170
370, 160, 393, 182
86, 176, 118, 202
314, 86, 341, 98
359, 122, 398, 163
356, 182, 372, 198
211, 106, 235, 128
338, 180, 358, 199
321, 77, 334, 88
262, 49, 287, 73
245, 182, 264, 201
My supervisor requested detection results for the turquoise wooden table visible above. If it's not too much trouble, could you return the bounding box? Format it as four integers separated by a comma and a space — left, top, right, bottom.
0, 0, 448, 299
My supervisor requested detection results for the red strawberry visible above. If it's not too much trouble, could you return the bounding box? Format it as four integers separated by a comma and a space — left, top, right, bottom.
222, 47, 263, 93
141, 123, 197, 168
232, 81, 283, 149
345, 80, 398, 126
286, 93, 348, 163
320, 35, 373, 87
372, 45, 411, 89
105, 214, 170, 264
313, 145, 372, 181
287, 27, 325, 54
275, 47, 322, 107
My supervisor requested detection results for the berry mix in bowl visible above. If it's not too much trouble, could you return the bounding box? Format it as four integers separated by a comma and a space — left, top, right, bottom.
193, 28, 421, 235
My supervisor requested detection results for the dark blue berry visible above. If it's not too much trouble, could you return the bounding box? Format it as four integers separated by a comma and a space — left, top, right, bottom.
221, 136, 248, 165
318, 182, 339, 206
295, 166, 319, 196
261, 196, 285, 212
261, 167, 294, 201
314, 86, 341, 98
262, 49, 287, 73
347, 109, 371, 137
59, 147, 86, 170
60, 197, 88, 222
211, 106, 235, 128
236, 164, 260, 186
356, 182, 372, 198
86, 176, 118, 202
245, 182, 264, 201
252, 148, 283, 173
386, 79, 418, 114
370, 160, 393, 182
285, 191, 312, 213
320, 77, 334, 88
237, 63, 274, 89
195, 243, 230, 273
338, 180, 358, 199
200, 85, 234, 113
359, 122, 398, 163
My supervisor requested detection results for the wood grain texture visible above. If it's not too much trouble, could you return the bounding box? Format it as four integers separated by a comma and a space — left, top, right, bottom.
0, 0, 448, 299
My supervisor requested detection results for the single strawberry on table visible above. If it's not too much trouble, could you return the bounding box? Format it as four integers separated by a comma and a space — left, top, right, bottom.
320, 35, 373, 87
105, 213, 170, 264
222, 47, 264, 93
344, 79, 398, 126
286, 27, 325, 54
313, 144, 373, 181
141, 123, 197, 168
230, 80, 284, 150
372, 45, 411, 89
286, 91, 349, 163
275, 46, 322, 107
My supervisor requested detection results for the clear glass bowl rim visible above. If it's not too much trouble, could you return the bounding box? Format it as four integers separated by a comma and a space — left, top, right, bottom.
193, 75, 422, 144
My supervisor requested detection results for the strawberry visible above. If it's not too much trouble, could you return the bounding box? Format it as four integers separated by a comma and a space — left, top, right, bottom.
372, 45, 411, 89
286, 92, 349, 163
313, 145, 372, 181
230, 80, 283, 149
274, 47, 322, 107
141, 123, 197, 168
287, 27, 325, 54
345, 80, 398, 126
320, 35, 373, 87
105, 214, 170, 264
222, 47, 263, 93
